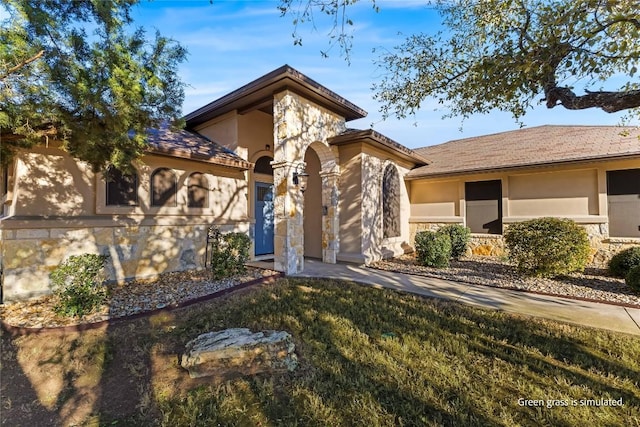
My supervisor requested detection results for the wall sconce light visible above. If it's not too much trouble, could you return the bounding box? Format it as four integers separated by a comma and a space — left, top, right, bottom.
293, 164, 309, 193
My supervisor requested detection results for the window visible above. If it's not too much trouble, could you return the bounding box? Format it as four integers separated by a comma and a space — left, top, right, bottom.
382, 164, 401, 238
465, 180, 502, 234
187, 172, 208, 208
254, 156, 273, 175
151, 168, 177, 207
106, 168, 138, 206
607, 168, 640, 238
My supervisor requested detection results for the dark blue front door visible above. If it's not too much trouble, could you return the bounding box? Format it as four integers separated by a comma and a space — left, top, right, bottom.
255, 182, 274, 255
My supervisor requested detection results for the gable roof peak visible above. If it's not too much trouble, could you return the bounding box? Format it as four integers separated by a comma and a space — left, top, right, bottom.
184, 65, 367, 128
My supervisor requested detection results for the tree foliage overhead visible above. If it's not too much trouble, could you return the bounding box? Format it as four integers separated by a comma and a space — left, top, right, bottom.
0, 0, 187, 172
280, 0, 640, 122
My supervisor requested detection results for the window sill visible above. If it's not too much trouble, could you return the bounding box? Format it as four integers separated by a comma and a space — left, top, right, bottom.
605, 237, 640, 244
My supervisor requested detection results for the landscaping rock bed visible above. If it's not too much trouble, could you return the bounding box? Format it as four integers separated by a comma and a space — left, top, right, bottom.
0, 267, 280, 329
370, 255, 640, 308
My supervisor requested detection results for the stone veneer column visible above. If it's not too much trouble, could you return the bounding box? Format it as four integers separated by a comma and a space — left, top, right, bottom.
272, 160, 305, 274
320, 170, 340, 263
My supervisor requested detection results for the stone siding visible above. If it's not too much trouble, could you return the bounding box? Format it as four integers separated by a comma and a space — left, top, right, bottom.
272, 91, 345, 274
1, 222, 246, 301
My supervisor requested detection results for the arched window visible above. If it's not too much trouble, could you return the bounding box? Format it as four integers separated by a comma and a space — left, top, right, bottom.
254, 156, 273, 175
106, 168, 138, 206
382, 164, 401, 238
151, 168, 177, 207
187, 172, 208, 208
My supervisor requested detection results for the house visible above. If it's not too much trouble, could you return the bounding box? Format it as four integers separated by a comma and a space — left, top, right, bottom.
1, 65, 639, 302
0, 65, 427, 301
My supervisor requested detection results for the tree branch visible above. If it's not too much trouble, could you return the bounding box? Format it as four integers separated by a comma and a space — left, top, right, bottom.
544, 86, 640, 112
0, 50, 45, 80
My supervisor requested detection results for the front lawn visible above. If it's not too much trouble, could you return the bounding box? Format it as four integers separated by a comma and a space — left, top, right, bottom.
2, 278, 639, 426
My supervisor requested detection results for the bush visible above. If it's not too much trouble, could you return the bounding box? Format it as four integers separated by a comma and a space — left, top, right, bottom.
626, 265, 640, 292
415, 231, 452, 268
207, 227, 251, 279
436, 224, 471, 260
504, 217, 590, 277
50, 254, 108, 317
608, 246, 640, 278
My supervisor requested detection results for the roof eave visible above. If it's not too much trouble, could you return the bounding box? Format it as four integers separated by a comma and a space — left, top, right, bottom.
146, 147, 252, 170
405, 153, 640, 180
330, 129, 429, 166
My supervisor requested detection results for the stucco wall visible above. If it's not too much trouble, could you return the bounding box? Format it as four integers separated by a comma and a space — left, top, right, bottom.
303, 147, 323, 259
238, 110, 274, 156
508, 169, 598, 217
337, 143, 363, 260
410, 179, 460, 218
12, 146, 96, 217
194, 111, 239, 151
408, 159, 640, 266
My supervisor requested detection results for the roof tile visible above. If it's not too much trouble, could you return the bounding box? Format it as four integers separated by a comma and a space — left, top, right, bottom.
408, 125, 640, 178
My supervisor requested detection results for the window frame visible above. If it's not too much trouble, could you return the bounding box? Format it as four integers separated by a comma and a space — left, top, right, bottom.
105, 168, 139, 207
187, 172, 209, 208
150, 167, 177, 207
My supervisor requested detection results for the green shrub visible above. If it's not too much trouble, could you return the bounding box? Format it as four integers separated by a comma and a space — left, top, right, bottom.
436, 224, 471, 260
415, 231, 452, 268
50, 254, 108, 318
625, 265, 640, 292
608, 246, 640, 278
207, 227, 251, 279
504, 217, 590, 277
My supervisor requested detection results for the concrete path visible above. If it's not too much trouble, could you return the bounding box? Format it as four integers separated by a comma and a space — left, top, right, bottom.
290, 259, 640, 336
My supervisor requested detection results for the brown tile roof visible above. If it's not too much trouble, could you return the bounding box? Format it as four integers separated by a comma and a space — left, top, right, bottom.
407, 125, 640, 179
146, 123, 251, 170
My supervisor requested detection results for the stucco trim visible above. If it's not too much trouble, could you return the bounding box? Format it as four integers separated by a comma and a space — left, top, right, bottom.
0, 216, 248, 229
409, 216, 464, 223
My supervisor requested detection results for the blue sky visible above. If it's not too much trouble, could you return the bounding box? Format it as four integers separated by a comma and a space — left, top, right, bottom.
131, 0, 629, 149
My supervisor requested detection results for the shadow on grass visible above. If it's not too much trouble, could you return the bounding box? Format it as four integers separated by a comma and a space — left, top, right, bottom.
159, 278, 640, 426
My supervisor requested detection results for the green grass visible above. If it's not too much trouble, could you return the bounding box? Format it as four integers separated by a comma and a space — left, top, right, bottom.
4, 278, 638, 426
155, 278, 640, 427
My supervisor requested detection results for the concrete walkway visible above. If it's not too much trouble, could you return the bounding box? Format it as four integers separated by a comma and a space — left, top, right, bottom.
290, 259, 640, 336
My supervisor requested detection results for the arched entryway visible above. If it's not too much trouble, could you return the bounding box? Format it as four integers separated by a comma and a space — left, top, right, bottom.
253, 155, 274, 256
303, 147, 322, 259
